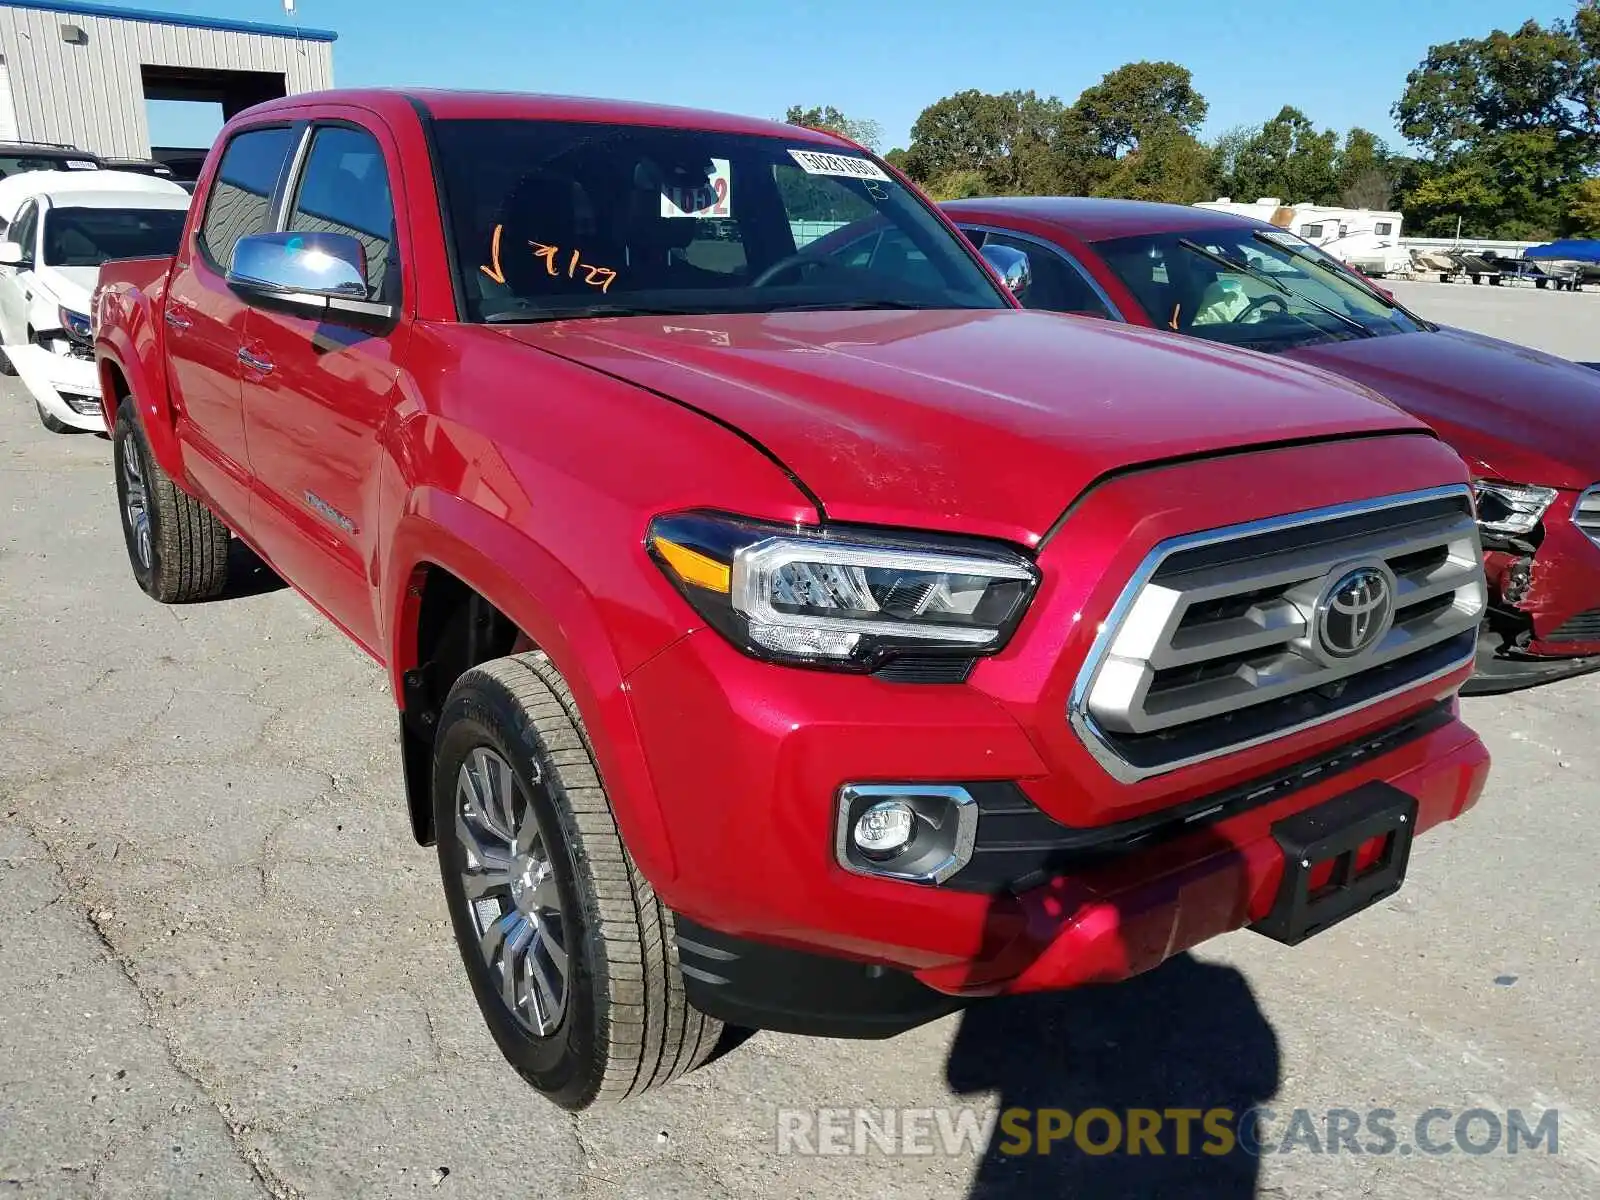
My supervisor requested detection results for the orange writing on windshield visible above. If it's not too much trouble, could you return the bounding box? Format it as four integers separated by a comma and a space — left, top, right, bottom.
481, 224, 617, 294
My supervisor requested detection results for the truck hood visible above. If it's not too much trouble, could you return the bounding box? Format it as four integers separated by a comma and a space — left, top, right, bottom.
500, 309, 1425, 544
1283, 326, 1600, 491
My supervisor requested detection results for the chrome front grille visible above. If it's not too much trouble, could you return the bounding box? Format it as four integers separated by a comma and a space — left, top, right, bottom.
1070, 486, 1484, 782
1574, 486, 1600, 548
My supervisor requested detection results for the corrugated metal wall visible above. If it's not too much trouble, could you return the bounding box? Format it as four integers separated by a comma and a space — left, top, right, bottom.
0, 4, 333, 157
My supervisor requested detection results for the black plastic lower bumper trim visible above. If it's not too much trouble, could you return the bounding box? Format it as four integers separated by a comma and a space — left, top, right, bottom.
674, 916, 964, 1039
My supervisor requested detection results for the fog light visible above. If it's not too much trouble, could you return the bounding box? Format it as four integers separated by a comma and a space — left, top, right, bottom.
835, 783, 978, 885
853, 800, 915, 858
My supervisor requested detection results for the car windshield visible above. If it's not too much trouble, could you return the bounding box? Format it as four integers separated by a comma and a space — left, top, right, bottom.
431, 119, 1008, 322
42, 207, 188, 266
1093, 226, 1424, 352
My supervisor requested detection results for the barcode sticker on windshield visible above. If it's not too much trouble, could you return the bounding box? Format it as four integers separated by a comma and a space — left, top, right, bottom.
787, 149, 890, 182
65, 160, 97, 170
1258, 229, 1311, 250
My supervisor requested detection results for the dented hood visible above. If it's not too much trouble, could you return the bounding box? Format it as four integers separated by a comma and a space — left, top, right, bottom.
1284, 326, 1600, 491
500, 309, 1425, 544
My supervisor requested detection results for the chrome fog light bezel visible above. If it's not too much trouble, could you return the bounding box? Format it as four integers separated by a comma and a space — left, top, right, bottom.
834, 784, 977, 885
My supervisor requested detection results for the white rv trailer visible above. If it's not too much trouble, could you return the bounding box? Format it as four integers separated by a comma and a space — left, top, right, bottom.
1193, 197, 1409, 276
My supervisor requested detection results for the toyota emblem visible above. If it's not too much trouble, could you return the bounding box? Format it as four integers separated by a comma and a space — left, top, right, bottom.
1316, 565, 1395, 660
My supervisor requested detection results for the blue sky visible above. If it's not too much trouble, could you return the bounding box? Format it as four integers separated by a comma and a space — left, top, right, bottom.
138, 0, 1579, 153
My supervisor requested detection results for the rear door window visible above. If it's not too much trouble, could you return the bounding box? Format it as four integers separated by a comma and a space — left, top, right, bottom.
198, 126, 297, 271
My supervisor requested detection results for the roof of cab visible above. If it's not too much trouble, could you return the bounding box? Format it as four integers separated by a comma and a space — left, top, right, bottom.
240, 88, 856, 147
942, 196, 1271, 242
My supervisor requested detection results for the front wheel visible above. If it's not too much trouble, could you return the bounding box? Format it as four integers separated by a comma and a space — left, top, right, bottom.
433, 652, 721, 1110
112, 397, 231, 602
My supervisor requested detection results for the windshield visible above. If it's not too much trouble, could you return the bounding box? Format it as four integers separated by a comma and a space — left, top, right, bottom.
42, 207, 188, 267
1093, 226, 1424, 352
431, 119, 1007, 322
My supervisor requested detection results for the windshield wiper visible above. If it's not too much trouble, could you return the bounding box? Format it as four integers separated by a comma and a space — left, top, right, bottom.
1176, 238, 1369, 337
1250, 231, 1434, 330
481, 303, 702, 324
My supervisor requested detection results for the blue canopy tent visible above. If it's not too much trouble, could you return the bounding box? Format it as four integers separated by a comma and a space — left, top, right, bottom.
1523, 239, 1600, 262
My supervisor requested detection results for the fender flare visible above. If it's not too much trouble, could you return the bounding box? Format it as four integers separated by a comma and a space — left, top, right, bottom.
384, 490, 680, 887
95, 328, 183, 480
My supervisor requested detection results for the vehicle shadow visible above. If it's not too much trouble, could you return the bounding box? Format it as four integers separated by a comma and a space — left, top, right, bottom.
946, 825, 1282, 1199
217, 538, 288, 600
948, 953, 1279, 1198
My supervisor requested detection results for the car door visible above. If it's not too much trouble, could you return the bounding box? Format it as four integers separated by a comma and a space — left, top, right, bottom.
0, 199, 39, 347
238, 118, 410, 655
164, 123, 299, 527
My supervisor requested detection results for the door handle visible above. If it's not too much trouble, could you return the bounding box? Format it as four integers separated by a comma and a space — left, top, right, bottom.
237, 347, 273, 374
164, 307, 193, 331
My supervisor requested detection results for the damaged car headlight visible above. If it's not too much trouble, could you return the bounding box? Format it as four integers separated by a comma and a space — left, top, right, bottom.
57, 306, 93, 348
1473, 482, 1558, 537
647, 511, 1039, 671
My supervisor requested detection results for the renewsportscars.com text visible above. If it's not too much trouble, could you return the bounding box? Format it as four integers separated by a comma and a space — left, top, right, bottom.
775, 1106, 1560, 1158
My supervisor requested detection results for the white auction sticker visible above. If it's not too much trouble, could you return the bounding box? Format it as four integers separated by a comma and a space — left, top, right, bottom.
65, 160, 98, 170
787, 148, 890, 182
661, 158, 731, 219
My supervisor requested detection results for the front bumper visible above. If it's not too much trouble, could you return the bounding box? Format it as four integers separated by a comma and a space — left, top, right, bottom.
627, 624, 1487, 997
1482, 490, 1600, 661
615, 435, 1488, 1017
8, 343, 103, 431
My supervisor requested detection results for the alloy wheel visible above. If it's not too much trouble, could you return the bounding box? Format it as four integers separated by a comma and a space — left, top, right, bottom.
455, 746, 569, 1036
121, 443, 151, 570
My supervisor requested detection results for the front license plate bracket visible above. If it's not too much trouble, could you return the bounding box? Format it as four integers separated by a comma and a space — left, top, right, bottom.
1252, 781, 1418, 946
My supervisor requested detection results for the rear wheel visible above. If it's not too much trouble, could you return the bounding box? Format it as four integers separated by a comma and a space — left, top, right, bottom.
112, 397, 231, 602
434, 652, 720, 1110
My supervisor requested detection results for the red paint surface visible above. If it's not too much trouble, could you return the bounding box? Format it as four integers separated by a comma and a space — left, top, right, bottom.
93, 91, 1489, 990
946, 196, 1600, 654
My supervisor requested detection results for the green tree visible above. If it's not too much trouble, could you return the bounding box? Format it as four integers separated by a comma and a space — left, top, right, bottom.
1391, 4, 1600, 236
1571, 177, 1600, 233
882, 147, 909, 173
1336, 128, 1394, 208
902, 89, 1068, 193
1093, 128, 1214, 204
924, 169, 990, 201
783, 105, 883, 151
1220, 106, 1341, 204
1071, 61, 1208, 156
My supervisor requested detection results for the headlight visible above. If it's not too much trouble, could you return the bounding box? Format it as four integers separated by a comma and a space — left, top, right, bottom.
57, 306, 92, 346
647, 511, 1039, 671
1473, 482, 1557, 537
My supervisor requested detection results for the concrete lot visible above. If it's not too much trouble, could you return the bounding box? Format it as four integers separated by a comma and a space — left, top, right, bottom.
1, 284, 1597, 1199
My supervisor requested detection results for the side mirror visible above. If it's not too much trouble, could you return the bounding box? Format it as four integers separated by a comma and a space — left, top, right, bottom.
226, 232, 393, 326
981, 243, 1031, 299
0, 241, 24, 266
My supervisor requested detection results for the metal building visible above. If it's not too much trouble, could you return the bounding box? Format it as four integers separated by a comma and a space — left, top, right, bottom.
0, 0, 335, 158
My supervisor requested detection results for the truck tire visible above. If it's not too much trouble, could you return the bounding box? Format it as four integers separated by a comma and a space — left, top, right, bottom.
112, 397, 231, 603
433, 651, 720, 1110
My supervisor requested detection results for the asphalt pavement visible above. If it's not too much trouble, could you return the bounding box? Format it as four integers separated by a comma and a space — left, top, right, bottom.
1, 280, 1596, 1198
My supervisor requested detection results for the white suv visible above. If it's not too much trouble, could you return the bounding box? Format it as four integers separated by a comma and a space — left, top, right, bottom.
0, 170, 189, 432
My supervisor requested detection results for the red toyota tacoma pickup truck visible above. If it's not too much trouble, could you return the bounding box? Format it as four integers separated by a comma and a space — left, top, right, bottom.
93, 89, 1491, 1111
